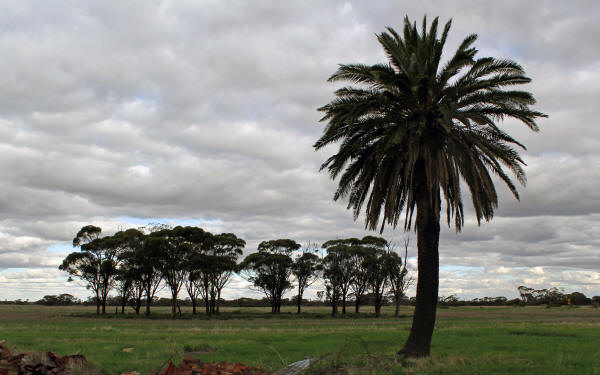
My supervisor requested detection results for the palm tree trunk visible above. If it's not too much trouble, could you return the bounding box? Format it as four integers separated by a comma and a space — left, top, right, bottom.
399, 188, 440, 358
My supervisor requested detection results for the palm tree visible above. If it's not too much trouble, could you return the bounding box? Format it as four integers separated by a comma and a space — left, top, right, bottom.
314, 16, 546, 357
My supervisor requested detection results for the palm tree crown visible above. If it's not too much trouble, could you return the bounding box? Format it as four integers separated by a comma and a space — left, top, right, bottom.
314, 16, 546, 233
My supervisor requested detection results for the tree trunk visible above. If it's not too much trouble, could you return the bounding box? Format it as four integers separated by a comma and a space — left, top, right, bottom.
217, 289, 222, 314
342, 294, 346, 315
374, 292, 382, 318
95, 291, 100, 315
331, 290, 338, 317
297, 289, 303, 314
134, 288, 142, 315
355, 298, 360, 313
399, 188, 440, 358
171, 293, 177, 319
192, 299, 196, 315
210, 289, 216, 314
145, 293, 151, 316
135, 292, 141, 315
394, 294, 400, 317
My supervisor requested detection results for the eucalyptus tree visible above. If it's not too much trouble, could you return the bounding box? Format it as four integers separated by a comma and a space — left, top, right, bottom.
314, 16, 545, 356
147, 234, 182, 318
387, 239, 414, 316
136, 234, 164, 316
208, 233, 245, 313
360, 236, 390, 317
291, 244, 322, 313
348, 244, 370, 313
116, 233, 147, 315
185, 259, 206, 314
89, 234, 129, 314
153, 226, 210, 319
181, 227, 212, 315
191, 252, 214, 315
321, 239, 356, 316
241, 239, 300, 313
322, 238, 360, 316
114, 228, 145, 314
321, 251, 342, 316
59, 251, 102, 314
60, 225, 103, 314
349, 236, 389, 313
61, 225, 124, 315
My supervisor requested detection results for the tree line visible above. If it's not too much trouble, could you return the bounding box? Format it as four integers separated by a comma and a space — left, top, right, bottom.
23, 288, 600, 309
516, 286, 594, 306
59, 225, 412, 318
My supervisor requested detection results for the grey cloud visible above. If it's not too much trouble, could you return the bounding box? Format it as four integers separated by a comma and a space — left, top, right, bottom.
0, 0, 598, 300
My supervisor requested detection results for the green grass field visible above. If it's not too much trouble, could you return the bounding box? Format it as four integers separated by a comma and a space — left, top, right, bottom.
0, 305, 599, 374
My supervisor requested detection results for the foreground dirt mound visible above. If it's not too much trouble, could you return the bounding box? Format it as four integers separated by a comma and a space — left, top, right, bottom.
0, 341, 94, 375
142, 357, 269, 375
2, 342, 269, 375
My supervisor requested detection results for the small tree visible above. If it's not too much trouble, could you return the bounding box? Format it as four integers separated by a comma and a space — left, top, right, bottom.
114, 228, 145, 314
153, 226, 209, 319
517, 285, 534, 305
114, 267, 133, 315
567, 292, 590, 305
292, 243, 322, 313
348, 244, 370, 313
387, 238, 414, 316
137, 234, 164, 316
241, 239, 299, 313
59, 251, 102, 314
82, 232, 126, 314
322, 239, 356, 315
61, 226, 127, 316
60, 225, 109, 314
208, 233, 245, 313
361, 236, 390, 317
182, 227, 212, 315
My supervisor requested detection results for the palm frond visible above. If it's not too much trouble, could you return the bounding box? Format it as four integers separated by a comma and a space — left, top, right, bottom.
315, 16, 546, 232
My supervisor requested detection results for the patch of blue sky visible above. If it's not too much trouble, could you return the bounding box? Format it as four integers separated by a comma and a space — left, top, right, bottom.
47, 243, 72, 253
134, 94, 159, 105
0, 267, 29, 274
440, 265, 484, 274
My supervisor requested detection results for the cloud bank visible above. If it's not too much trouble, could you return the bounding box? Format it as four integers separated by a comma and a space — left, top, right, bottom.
1, 0, 599, 301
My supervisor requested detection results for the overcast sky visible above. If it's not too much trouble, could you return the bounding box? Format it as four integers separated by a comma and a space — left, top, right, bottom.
1, 0, 599, 302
